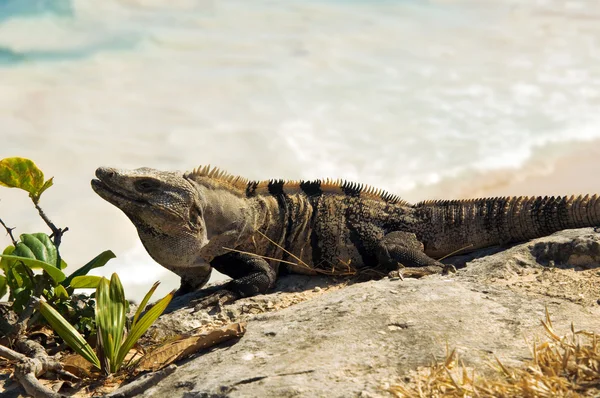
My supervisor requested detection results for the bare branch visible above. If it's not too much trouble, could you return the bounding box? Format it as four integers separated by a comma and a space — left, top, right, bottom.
4, 339, 68, 398
0, 217, 17, 246
0, 343, 27, 361
33, 203, 59, 237
33, 202, 68, 268
16, 370, 65, 398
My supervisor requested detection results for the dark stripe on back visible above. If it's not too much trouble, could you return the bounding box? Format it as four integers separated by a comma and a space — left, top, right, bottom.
268, 179, 285, 196
341, 181, 361, 197
246, 181, 258, 197
344, 198, 378, 266
267, 179, 293, 266
282, 195, 298, 262
300, 180, 322, 197
309, 196, 323, 267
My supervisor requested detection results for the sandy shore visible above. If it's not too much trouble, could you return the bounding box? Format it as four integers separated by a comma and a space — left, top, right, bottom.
409, 139, 600, 202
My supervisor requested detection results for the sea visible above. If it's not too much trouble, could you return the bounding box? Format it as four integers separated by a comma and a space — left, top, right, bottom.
1, 0, 600, 301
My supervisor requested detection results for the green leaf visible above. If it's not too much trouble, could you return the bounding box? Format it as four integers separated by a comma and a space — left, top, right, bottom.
7, 267, 23, 290
95, 277, 112, 374
95, 274, 128, 374
70, 275, 103, 289
53, 284, 69, 299
108, 273, 127, 371
12, 288, 31, 314
132, 281, 159, 329
0, 254, 66, 283
12, 234, 59, 269
30, 233, 57, 267
13, 242, 35, 259
20, 234, 50, 264
0, 157, 45, 196
8, 262, 30, 289
62, 250, 115, 288
0, 245, 15, 272
116, 289, 174, 369
36, 177, 54, 199
0, 275, 7, 298
39, 300, 100, 369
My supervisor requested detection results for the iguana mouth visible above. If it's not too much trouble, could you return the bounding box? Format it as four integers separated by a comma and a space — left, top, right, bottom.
91, 178, 147, 206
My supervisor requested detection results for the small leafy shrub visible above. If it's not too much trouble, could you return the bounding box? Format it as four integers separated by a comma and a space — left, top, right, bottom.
40, 273, 174, 375
0, 157, 114, 335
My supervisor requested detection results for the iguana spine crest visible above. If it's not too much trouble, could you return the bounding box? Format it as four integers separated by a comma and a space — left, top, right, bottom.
186, 165, 407, 204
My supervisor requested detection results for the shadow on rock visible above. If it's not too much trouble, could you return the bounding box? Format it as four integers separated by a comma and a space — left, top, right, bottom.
164, 274, 337, 314
531, 233, 600, 269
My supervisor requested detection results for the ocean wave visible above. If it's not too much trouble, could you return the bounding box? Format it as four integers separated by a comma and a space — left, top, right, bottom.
0, 0, 142, 65
0, 39, 135, 65
0, 0, 73, 21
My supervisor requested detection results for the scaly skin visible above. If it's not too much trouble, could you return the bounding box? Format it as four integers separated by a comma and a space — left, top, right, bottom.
91, 166, 600, 305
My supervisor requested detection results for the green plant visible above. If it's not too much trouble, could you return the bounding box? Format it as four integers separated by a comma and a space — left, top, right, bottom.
1, 233, 65, 312
40, 273, 174, 374
0, 157, 114, 334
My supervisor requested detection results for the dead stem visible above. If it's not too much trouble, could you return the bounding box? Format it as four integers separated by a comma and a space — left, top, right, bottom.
221, 246, 355, 276
255, 230, 312, 269
436, 244, 474, 262
222, 247, 308, 268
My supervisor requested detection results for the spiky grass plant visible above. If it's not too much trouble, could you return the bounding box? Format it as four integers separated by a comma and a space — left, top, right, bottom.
40, 273, 174, 375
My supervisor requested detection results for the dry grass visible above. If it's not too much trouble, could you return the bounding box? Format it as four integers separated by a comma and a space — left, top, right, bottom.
224, 230, 358, 276
390, 309, 600, 398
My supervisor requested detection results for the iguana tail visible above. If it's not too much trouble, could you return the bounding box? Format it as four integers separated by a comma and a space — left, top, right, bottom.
418, 195, 600, 256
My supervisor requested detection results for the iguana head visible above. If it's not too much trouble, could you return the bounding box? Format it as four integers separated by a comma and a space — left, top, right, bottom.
91, 167, 212, 288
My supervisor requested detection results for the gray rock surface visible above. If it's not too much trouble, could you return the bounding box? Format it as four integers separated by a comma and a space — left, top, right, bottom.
138, 228, 600, 398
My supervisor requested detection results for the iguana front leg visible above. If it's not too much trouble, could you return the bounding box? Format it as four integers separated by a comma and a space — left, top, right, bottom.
191, 252, 277, 309
377, 231, 456, 278
170, 263, 212, 296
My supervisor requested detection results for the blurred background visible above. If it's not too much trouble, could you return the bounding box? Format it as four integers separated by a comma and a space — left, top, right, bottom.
1, 0, 599, 301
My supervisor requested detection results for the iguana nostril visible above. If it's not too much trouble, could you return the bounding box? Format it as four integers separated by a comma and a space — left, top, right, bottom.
96, 167, 116, 179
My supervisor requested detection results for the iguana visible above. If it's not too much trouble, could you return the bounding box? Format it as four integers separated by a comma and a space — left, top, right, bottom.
91, 165, 600, 305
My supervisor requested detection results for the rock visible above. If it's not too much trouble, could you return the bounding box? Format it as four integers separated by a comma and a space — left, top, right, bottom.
135, 228, 600, 397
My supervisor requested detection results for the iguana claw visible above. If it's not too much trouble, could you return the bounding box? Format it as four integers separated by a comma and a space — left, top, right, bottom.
388, 263, 456, 279
191, 290, 239, 312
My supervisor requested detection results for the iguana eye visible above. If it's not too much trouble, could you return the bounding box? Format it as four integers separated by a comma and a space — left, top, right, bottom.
134, 179, 159, 193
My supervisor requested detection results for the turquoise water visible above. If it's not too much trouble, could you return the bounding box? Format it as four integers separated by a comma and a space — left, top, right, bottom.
1, 0, 600, 300
0, 0, 73, 19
